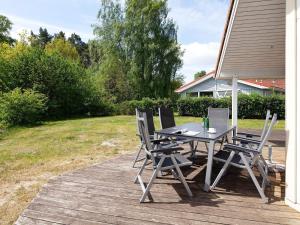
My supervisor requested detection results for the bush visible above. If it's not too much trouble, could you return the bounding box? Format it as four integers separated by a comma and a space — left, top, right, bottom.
83, 91, 116, 116
177, 94, 285, 119
118, 98, 174, 115
0, 47, 90, 118
0, 88, 47, 126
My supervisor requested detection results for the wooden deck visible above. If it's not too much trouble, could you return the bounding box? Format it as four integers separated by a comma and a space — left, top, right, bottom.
16, 137, 300, 225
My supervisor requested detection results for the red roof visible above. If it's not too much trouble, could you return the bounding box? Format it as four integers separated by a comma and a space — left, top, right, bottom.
242, 79, 285, 90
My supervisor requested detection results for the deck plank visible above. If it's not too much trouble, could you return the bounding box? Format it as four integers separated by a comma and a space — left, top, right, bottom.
15, 147, 300, 225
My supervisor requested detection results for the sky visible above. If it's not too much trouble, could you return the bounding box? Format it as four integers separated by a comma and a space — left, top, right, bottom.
0, 0, 230, 83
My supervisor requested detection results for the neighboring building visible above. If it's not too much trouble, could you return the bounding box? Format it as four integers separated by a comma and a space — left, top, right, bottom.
175, 71, 285, 98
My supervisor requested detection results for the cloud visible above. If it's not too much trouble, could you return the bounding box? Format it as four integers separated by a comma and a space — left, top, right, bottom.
180, 42, 220, 82
2, 13, 94, 41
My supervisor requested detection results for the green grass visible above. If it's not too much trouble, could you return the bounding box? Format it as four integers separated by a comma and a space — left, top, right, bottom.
0, 115, 284, 225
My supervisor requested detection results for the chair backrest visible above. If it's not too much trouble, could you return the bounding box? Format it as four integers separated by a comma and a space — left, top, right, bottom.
135, 108, 142, 136
256, 113, 277, 153
137, 112, 154, 157
260, 110, 271, 140
136, 108, 155, 136
159, 106, 176, 129
208, 107, 229, 129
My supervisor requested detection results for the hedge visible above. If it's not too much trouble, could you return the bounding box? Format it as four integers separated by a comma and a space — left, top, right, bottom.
177, 94, 285, 119
118, 98, 174, 115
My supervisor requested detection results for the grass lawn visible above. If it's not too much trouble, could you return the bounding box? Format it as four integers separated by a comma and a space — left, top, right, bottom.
0, 115, 285, 225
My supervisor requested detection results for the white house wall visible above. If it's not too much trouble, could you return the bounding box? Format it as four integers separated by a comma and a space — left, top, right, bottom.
285, 0, 300, 211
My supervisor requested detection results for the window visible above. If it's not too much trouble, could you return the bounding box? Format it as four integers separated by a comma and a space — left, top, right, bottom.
187, 92, 198, 97
200, 92, 213, 97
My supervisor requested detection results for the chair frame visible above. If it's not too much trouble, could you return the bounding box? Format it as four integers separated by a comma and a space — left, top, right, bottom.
134, 112, 193, 203
211, 114, 277, 203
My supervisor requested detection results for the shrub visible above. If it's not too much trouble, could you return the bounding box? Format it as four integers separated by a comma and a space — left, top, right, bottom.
0, 47, 88, 118
0, 88, 47, 126
177, 97, 229, 117
118, 98, 174, 115
177, 94, 285, 119
83, 91, 116, 116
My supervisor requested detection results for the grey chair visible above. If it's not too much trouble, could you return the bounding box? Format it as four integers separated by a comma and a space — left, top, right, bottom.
133, 108, 172, 168
207, 107, 230, 149
158, 106, 195, 154
235, 110, 271, 147
134, 112, 193, 203
208, 107, 230, 129
211, 113, 277, 203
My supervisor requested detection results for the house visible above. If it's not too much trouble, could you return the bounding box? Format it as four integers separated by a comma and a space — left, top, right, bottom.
215, 0, 299, 212
176, 71, 285, 98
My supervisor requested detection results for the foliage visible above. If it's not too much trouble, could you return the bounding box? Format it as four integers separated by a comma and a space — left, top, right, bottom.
54, 31, 66, 40
68, 33, 91, 67
92, 0, 183, 100
29, 28, 53, 48
0, 15, 15, 44
194, 70, 206, 79
0, 46, 88, 117
45, 38, 80, 62
0, 88, 47, 126
119, 98, 174, 115
177, 94, 285, 119
125, 0, 183, 99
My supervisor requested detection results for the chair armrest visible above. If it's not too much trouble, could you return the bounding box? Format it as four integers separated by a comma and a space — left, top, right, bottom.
237, 132, 261, 138
223, 143, 260, 154
151, 147, 183, 154
232, 136, 261, 145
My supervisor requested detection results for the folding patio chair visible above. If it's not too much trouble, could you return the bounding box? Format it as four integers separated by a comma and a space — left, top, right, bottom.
133, 108, 173, 167
210, 113, 277, 203
235, 110, 271, 146
134, 112, 193, 203
158, 106, 195, 154
133, 108, 154, 167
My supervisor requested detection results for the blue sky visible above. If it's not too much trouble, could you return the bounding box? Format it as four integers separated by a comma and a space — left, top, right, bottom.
0, 0, 229, 82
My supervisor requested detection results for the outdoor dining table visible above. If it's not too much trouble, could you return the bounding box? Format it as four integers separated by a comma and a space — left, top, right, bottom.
155, 122, 236, 192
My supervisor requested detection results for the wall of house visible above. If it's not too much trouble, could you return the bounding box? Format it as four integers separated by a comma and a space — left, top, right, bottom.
285, 0, 300, 212
180, 77, 265, 98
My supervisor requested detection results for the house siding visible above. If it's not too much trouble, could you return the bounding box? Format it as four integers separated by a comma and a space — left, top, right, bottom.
180, 77, 266, 98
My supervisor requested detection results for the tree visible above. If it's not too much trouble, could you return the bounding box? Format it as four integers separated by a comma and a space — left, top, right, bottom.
92, 0, 182, 100
194, 70, 206, 79
30, 28, 52, 48
92, 0, 132, 102
68, 33, 90, 67
125, 0, 183, 99
54, 31, 66, 40
0, 15, 15, 44
45, 38, 80, 62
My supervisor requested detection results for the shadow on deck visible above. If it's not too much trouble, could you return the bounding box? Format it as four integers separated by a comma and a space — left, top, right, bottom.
16, 138, 300, 225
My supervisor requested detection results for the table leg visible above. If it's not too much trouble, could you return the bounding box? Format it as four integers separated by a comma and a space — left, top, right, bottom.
204, 140, 215, 192
232, 127, 237, 144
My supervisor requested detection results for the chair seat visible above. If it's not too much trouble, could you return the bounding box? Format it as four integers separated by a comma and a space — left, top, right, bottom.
174, 137, 193, 144
213, 150, 252, 167
154, 153, 192, 169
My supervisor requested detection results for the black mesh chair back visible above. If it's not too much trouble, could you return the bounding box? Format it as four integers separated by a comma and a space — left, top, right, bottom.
159, 107, 176, 129
136, 108, 155, 136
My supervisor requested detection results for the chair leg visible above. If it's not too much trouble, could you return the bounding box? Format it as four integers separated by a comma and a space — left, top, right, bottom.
170, 154, 193, 197
239, 152, 268, 203
132, 143, 144, 168
140, 155, 165, 203
210, 151, 235, 190
134, 158, 148, 183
